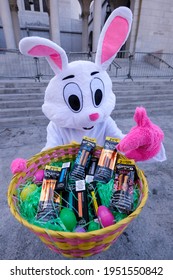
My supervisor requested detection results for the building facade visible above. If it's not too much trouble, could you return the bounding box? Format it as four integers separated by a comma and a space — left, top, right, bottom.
0, 0, 173, 54
0, 0, 82, 51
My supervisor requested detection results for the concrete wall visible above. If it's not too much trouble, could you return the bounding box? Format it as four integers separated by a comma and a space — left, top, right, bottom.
135, 0, 173, 53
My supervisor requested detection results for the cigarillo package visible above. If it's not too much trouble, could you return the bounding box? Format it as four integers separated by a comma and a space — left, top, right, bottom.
114, 158, 136, 192
75, 180, 89, 227
87, 157, 98, 176
62, 183, 77, 212
109, 159, 136, 214
69, 136, 96, 181
87, 181, 101, 217
94, 137, 119, 183
56, 162, 71, 191
85, 156, 98, 188
85, 157, 101, 217
36, 165, 61, 221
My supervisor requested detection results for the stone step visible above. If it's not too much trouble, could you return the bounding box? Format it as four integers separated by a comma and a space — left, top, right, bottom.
0, 115, 49, 128
114, 89, 173, 96
0, 95, 171, 116
0, 91, 172, 105
0, 87, 45, 94
115, 100, 173, 111
0, 81, 48, 88
0, 104, 171, 128
0, 79, 170, 85
0, 93, 44, 101
111, 106, 173, 119
116, 93, 173, 102
113, 85, 173, 92
0, 88, 173, 98
0, 99, 43, 109
1, 84, 171, 92
0, 80, 172, 127
0, 107, 42, 118
0, 91, 172, 106
112, 83, 173, 91
0, 80, 172, 90
0, 95, 172, 117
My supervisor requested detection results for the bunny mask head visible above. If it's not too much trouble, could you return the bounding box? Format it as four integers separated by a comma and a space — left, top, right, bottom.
19, 7, 132, 130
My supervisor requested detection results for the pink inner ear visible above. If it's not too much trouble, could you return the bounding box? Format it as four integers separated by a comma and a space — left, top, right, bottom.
28, 45, 62, 70
101, 16, 129, 64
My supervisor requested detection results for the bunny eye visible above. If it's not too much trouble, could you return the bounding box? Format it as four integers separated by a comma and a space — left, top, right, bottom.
63, 83, 83, 113
90, 78, 104, 107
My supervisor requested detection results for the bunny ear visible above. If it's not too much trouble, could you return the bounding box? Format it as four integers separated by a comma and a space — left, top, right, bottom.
19, 36, 68, 74
95, 7, 132, 70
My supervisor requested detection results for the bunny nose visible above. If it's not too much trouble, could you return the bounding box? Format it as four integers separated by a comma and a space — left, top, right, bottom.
89, 113, 100, 121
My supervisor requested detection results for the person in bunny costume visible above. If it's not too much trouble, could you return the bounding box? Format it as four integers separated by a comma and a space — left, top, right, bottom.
11, 7, 166, 174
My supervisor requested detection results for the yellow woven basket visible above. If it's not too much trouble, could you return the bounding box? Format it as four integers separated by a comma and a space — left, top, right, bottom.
8, 143, 148, 258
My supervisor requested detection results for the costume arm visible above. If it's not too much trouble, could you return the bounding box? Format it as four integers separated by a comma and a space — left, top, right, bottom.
105, 117, 125, 140
42, 121, 63, 151
143, 143, 166, 163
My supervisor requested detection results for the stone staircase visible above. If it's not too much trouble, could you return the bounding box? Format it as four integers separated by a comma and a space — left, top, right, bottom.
0, 79, 173, 128
112, 80, 173, 119
0, 81, 48, 128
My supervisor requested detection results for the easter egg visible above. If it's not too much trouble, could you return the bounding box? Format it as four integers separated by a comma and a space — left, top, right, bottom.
97, 205, 114, 227
74, 226, 86, 233
20, 183, 37, 201
34, 169, 44, 182
59, 208, 77, 231
88, 221, 101, 231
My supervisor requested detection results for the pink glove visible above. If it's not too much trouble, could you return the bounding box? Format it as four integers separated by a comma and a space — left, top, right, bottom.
117, 107, 164, 161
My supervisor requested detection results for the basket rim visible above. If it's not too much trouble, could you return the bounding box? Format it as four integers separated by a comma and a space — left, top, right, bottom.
7, 143, 148, 239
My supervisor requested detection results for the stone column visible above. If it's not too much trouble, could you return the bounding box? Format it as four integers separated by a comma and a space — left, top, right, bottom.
92, 0, 102, 52
81, 11, 90, 52
0, 0, 16, 49
39, 0, 44, 12
79, 0, 92, 52
49, 0, 61, 45
10, 0, 21, 48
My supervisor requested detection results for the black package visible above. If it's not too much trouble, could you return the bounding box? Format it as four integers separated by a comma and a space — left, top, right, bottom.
36, 165, 61, 221
109, 159, 136, 214
75, 180, 89, 226
94, 137, 119, 183
69, 136, 96, 181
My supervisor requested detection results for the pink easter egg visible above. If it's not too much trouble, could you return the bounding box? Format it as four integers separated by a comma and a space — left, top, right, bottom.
34, 169, 44, 182
97, 205, 114, 227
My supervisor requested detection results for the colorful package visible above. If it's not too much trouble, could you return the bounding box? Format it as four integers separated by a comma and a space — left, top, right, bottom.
94, 137, 119, 183
109, 159, 136, 214
69, 136, 96, 181
36, 165, 61, 221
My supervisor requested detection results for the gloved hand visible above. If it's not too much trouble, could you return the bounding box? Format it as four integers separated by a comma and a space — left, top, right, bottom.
117, 107, 164, 161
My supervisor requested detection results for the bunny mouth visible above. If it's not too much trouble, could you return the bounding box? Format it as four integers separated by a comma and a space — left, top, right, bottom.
83, 126, 94, 130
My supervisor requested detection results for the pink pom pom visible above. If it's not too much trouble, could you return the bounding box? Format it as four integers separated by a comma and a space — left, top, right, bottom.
10, 158, 27, 174
34, 169, 44, 182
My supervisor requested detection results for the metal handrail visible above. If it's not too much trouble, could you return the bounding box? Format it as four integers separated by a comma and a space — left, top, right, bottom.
147, 53, 173, 70
112, 60, 121, 69
1, 49, 173, 81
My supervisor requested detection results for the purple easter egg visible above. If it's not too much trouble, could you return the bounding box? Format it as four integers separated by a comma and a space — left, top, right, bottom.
74, 226, 86, 233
